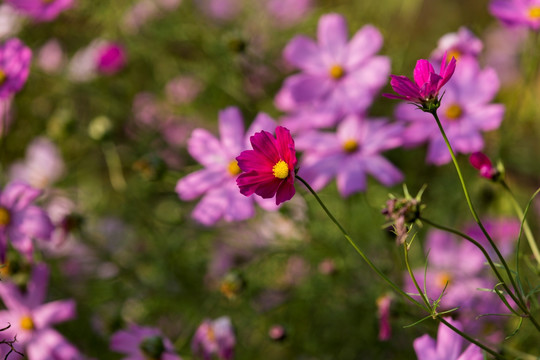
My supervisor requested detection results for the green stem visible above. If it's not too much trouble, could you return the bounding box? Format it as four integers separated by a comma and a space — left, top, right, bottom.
430, 110, 523, 304
403, 242, 432, 311
419, 216, 525, 315
437, 317, 505, 360
295, 175, 424, 309
296, 175, 502, 358
500, 180, 540, 267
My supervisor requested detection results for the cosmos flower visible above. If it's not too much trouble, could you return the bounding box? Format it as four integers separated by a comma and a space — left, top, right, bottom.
192, 317, 235, 360
111, 324, 182, 360
236, 126, 297, 205
413, 318, 483, 360
275, 13, 390, 115
5, 0, 74, 22
383, 52, 456, 111
176, 107, 279, 225
0, 38, 32, 99
430, 27, 483, 63
0, 263, 81, 359
295, 115, 404, 197
394, 57, 503, 165
0, 181, 54, 262
489, 0, 540, 31
96, 42, 127, 75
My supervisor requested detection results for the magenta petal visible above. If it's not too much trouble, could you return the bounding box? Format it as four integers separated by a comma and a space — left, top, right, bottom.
413, 334, 437, 360
389, 75, 420, 99
469, 152, 492, 171
237, 171, 275, 197
435, 318, 462, 359
249, 130, 280, 164
288, 73, 332, 103
33, 299, 76, 328
254, 177, 283, 199
413, 59, 435, 87
0, 181, 41, 211
346, 25, 383, 68
12, 205, 54, 240
439, 55, 457, 88
275, 126, 296, 168
236, 150, 273, 173
275, 179, 295, 205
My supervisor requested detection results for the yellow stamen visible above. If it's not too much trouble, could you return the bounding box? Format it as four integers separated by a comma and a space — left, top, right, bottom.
445, 104, 463, 120
227, 160, 241, 176
0, 207, 10, 226
447, 49, 461, 61
20, 315, 34, 331
207, 326, 216, 343
0, 70, 6, 86
272, 160, 289, 179
529, 6, 540, 19
329, 64, 345, 80
436, 272, 452, 288
342, 139, 358, 153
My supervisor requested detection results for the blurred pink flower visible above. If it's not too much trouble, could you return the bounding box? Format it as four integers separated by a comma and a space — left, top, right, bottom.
275, 13, 390, 115
37, 39, 65, 74
266, 0, 312, 27
395, 57, 504, 165
6, 0, 74, 22
192, 316, 235, 360
236, 126, 297, 205
0, 38, 32, 99
96, 42, 127, 75
176, 107, 279, 225
483, 24, 527, 85
296, 115, 404, 197
376, 294, 392, 341
0, 181, 54, 262
0, 5, 23, 39
9, 137, 65, 189
111, 324, 181, 360
165, 76, 203, 105
198, 0, 240, 21
490, 0, 540, 30
414, 318, 483, 360
431, 27, 483, 62
0, 263, 80, 359
383, 52, 456, 109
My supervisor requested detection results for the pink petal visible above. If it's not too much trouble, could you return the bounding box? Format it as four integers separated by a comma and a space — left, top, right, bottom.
249, 130, 280, 164
283, 35, 324, 72
435, 318, 463, 359
175, 167, 227, 201
413, 59, 435, 88
218, 107, 245, 158
413, 334, 437, 360
364, 156, 403, 187
33, 299, 76, 328
317, 13, 349, 56
275, 179, 295, 205
187, 128, 226, 167
345, 24, 383, 69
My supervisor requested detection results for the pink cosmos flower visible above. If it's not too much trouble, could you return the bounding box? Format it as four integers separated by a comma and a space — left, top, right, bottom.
430, 27, 483, 63
489, 0, 540, 30
176, 107, 279, 225
295, 115, 404, 197
192, 316, 235, 360
37, 39, 65, 74
469, 152, 497, 179
266, 0, 312, 27
0, 263, 81, 359
0, 38, 32, 99
236, 126, 297, 206
383, 52, 456, 110
96, 42, 127, 75
275, 13, 390, 115
376, 294, 392, 341
0, 181, 54, 262
111, 324, 181, 360
395, 57, 504, 165
6, 0, 74, 22
9, 137, 65, 189
413, 318, 483, 360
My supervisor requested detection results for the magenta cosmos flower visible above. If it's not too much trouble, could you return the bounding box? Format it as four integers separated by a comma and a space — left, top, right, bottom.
176, 107, 279, 225
96, 42, 127, 75
0, 38, 32, 99
6, 0, 74, 22
192, 316, 235, 360
0, 263, 80, 359
275, 13, 390, 115
0, 181, 54, 262
490, 0, 540, 30
383, 52, 456, 111
414, 318, 483, 360
394, 57, 503, 165
236, 126, 297, 206
295, 115, 404, 197
111, 324, 181, 360
469, 152, 497, 179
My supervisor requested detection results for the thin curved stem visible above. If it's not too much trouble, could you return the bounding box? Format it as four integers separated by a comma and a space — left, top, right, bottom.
295, 175, 424, 309
430, 110, 523, 304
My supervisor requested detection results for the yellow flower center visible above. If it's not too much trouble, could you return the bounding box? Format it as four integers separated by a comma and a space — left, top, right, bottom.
20, 315, 34, 331
342, 139, 359, 153
227, 160, 241, 176
529, 6, 540, 19
0, 70, 6, 86
207, 326, 216, 343
445, 104, 463, 120
436, 272, 452, 288
329, 64, 345, 80
272, 160, 289, 179
447, 49, 461, 61
0, 207, 10, 226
